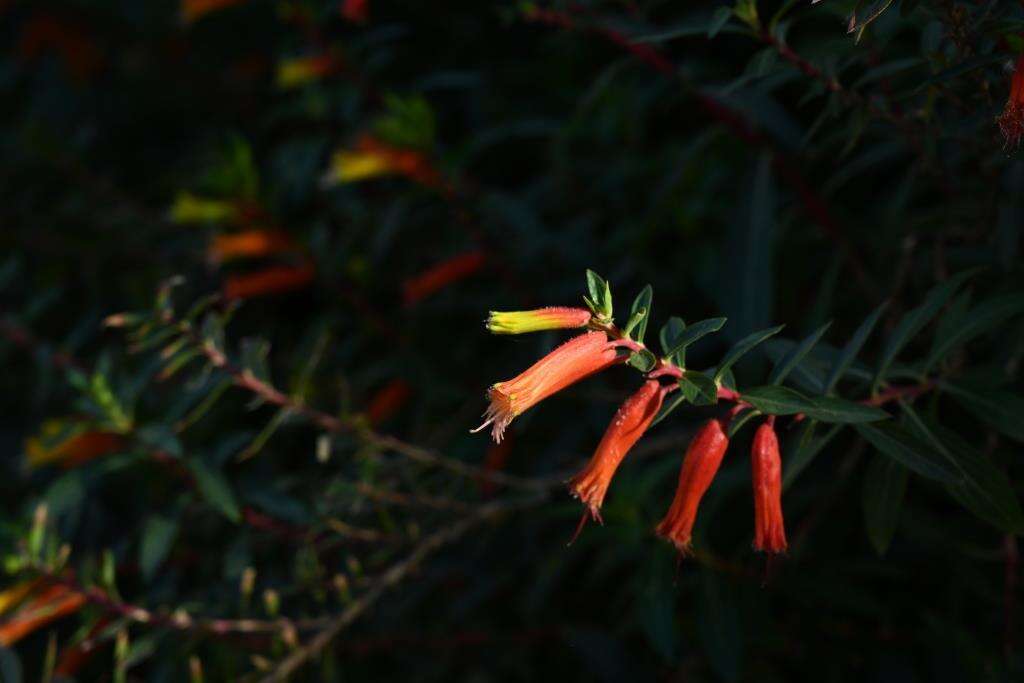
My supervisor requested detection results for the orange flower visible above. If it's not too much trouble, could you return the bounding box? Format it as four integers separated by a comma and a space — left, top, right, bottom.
402, 251, 486, 305
365, 379, 412, 425
999, 54, 1024, 148
341, 0, 369, 24
207, 230, 295, 264
181, 0, 248, 24
655, 418, 730, 554
25, 422, 125, 469
751, 420, 787, 554
474, 331, 623, 443
0, 583, 85, 646
570, 380, 665, 520
223, 263, 315, 300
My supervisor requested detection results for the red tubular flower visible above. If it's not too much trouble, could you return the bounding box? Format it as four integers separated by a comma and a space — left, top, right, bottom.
223, 262, 315, 300
474, 331, 622, 443
751, 420, 787, 553
999, 54, 1024, 148
655, 418, 730, 554
402, 250, 486, 306
570, 380, 665, 520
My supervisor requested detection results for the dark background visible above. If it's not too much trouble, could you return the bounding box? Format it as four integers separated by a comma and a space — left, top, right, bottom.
1, 0, 1023, 681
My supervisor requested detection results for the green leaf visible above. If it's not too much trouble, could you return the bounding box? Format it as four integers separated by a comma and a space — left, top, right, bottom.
651, 392, 686, 427
783, 421, 841, 489
627, 348, 657, 372
628, 285, 653, 343
708, 6, 733, 38
139, 516, 179, 581
740, 385, 809, 415
584, 270, 613, 319
659, 317, 686, 360
873, 269, 977, 390
854, 422, 960, 484
665, 317, 727, 360
901, 406, 1024, 533
768, 322, 832, 385
802, 396, 888, 423
714, 324, 784, 383
0, 645, 22, 683
727, 407, 762, 438
862, 454, 907, 556
187, 459, 242, 523
697, 570, 743, 682
824, 302, 887, 394
678, 371, 718, 406
943, 381, 1024, 443
923, 294, 1024, 373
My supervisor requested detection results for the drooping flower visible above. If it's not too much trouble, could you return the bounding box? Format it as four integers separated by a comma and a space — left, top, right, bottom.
655, 418, 730, 554
276, 52, 343, 89
999, 54, 1024, 148
487, 307, 592, 335
570, 380, 665, 520
207, 230, 295, 264
751, 419, 787, 554
402, 250, 486, 306
474, 331, 623, 443
223, 262, 315, 300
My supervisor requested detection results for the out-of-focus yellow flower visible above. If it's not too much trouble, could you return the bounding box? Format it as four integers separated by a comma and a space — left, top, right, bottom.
323, 135, 443, 188
276, 53, 341, 89
181, 0, 247, 24
0, 581, 38, 617
169, 192, 238, 225
25, 420, 124, 469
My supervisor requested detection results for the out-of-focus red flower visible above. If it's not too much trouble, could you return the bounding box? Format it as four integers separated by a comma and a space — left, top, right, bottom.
474, 331, 623, 443
223, 262, 316, 300
365, 379, 412, 425
207, 230, 295, 264
341, 0, 369, 24
25, 422, 125, 469
655, 418, 730, 554
999, 54, 1024, 148
479, 435, 514, 497
402, 250, 486, 306
751, 420, 787, 554
0, 583, 86, 646
53, 618, 111, 677
181, 0, 248, 24
17, 12, 104, 82
570, 380, 665, 520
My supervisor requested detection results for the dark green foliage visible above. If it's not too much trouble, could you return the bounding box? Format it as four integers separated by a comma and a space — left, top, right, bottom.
1, 0, 1024, 681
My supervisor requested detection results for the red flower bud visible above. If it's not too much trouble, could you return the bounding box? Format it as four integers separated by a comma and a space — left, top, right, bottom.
751, 420, 787, 554
655, 418, 729, 554
570, 380, 665, 519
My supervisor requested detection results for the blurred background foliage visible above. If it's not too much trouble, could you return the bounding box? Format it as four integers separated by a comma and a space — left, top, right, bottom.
1, 0, 1024, 680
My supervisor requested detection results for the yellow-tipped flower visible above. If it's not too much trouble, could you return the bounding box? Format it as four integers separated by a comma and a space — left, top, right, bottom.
324, 149, 393, 184
25, 420, 124, 469
276, 53, 341, 89
169, 192, 238, 225
486, 307, 592, 335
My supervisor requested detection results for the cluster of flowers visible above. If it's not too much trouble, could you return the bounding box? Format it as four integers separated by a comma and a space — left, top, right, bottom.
474, 306, 786, 555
